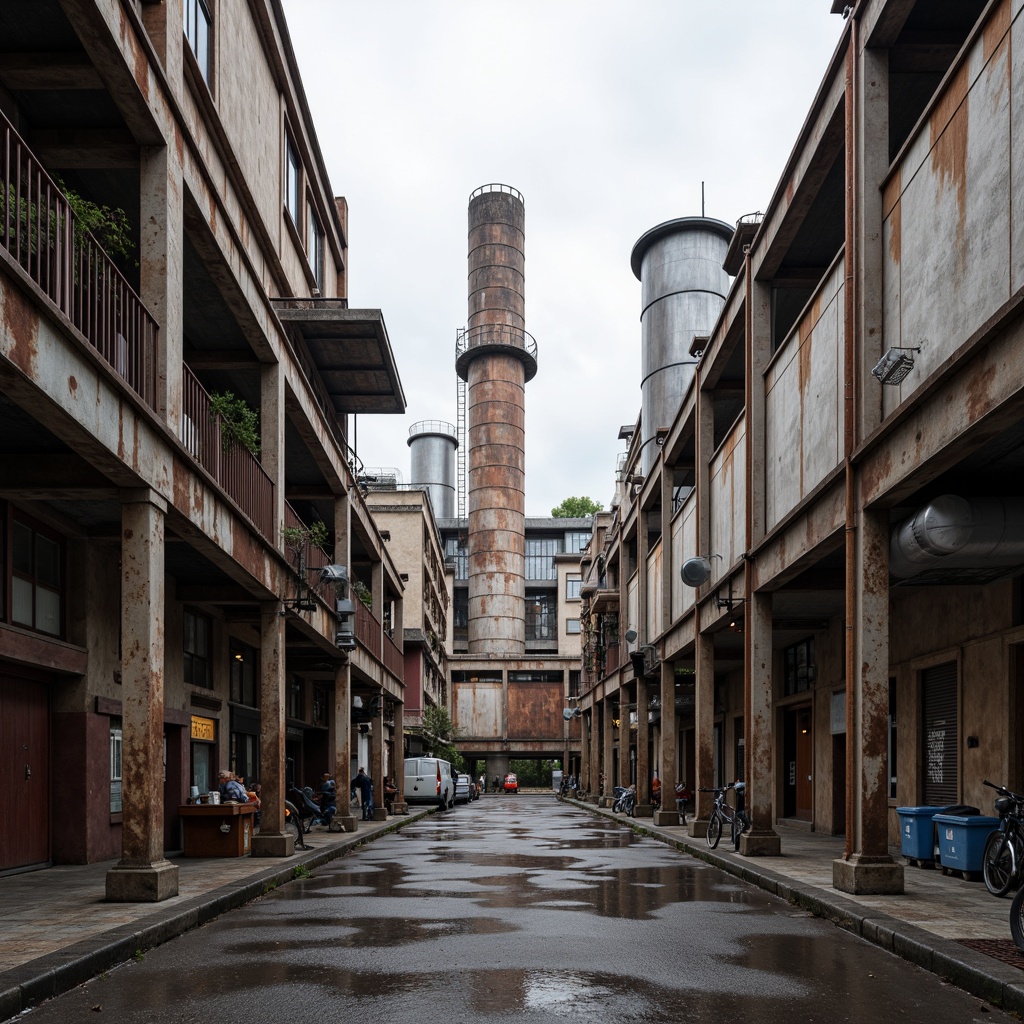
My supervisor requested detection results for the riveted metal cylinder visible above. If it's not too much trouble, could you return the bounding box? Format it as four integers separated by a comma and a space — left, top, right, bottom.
463, 185, 531, 654
631, 217, 733, 474
408, 420, 458, 520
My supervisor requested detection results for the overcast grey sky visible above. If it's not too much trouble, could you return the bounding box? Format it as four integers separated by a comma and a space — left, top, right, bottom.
282, 1, 845, 516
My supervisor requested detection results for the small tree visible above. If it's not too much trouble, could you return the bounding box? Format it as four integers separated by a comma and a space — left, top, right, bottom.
551, 496, 603, 518
422, 705, 463, 771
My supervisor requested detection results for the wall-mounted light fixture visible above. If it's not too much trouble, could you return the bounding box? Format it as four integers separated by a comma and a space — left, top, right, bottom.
871, 346, 921, 386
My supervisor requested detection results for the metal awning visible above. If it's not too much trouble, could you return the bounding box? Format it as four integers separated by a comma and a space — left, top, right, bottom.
272, 299, 406, 415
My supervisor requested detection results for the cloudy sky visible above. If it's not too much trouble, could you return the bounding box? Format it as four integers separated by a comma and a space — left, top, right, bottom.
282, 1, 846, 517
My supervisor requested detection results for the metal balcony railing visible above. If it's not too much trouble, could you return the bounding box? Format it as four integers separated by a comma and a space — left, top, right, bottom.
181, 364, 274, 540
355, 601, 382, 661
283, 501, 334, 603
1, 109, 157, 408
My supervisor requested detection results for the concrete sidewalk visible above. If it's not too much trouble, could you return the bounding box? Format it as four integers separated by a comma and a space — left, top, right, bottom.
575, 800, 1024, 1014
4, 798, 1024, 1019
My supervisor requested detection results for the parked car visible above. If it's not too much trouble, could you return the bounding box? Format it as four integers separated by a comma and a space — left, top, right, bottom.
504, 772, 518, 794
404, 757, 455, 809
454, 774, 473, 804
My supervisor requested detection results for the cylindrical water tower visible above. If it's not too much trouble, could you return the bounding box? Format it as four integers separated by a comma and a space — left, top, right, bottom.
408, 420, 459, 520
455, 184, 538, 655
631, 217, 733, 473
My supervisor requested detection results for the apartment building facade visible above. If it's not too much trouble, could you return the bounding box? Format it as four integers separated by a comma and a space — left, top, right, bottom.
578, 0, 1024, 894
0, 0, 405, 898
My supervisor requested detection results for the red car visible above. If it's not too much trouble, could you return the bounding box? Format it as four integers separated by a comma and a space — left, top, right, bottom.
503, 772, 518, 794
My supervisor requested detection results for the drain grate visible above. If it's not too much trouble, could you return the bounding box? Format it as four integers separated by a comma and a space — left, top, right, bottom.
959, 938, 1024, 969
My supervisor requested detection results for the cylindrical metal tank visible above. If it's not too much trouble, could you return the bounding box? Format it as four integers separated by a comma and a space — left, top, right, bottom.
458, 184, 537, 655
408, 420, 458, 520
631, 217, 733, 473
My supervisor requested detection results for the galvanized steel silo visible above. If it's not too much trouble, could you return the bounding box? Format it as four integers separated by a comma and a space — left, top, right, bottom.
408, 419, 459, 520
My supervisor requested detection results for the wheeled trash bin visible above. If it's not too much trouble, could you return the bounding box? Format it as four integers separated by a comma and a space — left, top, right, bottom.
932, 813, 1000, 880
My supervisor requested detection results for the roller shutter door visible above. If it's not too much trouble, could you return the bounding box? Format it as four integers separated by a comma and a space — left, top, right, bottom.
922, 662, 958, 805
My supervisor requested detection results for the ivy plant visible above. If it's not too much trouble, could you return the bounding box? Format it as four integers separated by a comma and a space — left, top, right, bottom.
209, 391, 261, 456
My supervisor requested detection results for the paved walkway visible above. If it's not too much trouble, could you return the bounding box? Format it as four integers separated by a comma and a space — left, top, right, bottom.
3, 798, 1024, 1019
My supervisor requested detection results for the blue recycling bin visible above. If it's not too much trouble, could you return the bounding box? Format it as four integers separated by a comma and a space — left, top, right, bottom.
896, 806, 945, 862
932, 814, 1000, 877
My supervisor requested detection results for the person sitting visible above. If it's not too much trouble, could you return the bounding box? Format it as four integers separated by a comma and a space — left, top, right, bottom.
219, 770, 249, 804
317, 772, 337, 827
675, 782, 693, 822
651, 776, 662, 808
383, 776, 398, 815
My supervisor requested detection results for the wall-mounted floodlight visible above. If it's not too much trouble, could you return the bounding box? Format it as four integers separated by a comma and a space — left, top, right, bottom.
871, 346, 920, 386
680, 557, 712, 587
320, 564, 349, 584
624, 628, 639, 644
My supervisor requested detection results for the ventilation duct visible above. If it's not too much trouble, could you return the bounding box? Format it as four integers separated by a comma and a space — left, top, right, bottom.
890, 495, 1024, 584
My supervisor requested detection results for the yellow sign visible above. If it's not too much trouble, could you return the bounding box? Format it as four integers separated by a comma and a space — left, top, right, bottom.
191, 715, 216, 742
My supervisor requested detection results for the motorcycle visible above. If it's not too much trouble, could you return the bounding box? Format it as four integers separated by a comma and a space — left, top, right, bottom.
613, 784, 637, 817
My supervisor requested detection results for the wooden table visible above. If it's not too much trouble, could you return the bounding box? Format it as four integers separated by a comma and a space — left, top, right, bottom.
179, 803, 255, 857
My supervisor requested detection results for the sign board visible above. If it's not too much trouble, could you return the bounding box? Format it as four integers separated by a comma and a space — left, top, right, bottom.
191, 715, 216, 742
830, 691, 846, 735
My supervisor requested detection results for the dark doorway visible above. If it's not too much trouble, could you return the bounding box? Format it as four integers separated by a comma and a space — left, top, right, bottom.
783, 703, 813, 821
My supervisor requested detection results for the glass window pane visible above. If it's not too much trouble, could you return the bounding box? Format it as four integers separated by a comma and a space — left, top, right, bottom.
35, 587, 60, 635
12, 576, 33, 625
36, 534, 60, 586
13, 521, 32, 574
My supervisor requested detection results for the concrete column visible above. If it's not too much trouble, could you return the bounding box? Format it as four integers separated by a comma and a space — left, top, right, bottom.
690, 630, 715, 838
654, 659, 679, 826
251, 602, 293, 857
106, 491, 178, 902
331, 661, 356, 832
578, 709, 590, 797
834, 507, 903, 893
261, 360, 285, 539
635, 675, 650, 814
139, 143, 183, 432
371, 691, 386, 820
140, 0, 183, 70
740, 590, 781, 855
601, 694, 614, 806
392, 701, 408, 813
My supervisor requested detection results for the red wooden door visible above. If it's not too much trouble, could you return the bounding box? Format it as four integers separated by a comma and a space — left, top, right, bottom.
0, 675, 50, 870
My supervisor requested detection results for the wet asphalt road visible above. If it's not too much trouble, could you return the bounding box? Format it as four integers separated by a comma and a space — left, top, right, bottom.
24, 798, 1013, 1023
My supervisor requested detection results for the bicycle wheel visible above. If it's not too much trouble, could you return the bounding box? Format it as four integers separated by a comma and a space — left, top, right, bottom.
707, 811, 722, 849
1011, 884, 1024, 952
983, 831, 1016, 897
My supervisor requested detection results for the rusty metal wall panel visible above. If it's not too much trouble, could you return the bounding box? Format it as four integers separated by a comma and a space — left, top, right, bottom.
883, 6, 1016, 420
671, 496, 697, 621
453, 682, 503, 739
764, 260, 843, 531
709, 419, 746, 574
507, 682, 562, 740
645, 539, 662, 641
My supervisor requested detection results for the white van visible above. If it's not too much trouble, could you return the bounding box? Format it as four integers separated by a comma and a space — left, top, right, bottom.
404, 757, 455, 810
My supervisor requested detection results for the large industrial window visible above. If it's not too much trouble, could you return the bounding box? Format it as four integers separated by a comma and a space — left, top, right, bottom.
11, 516, 63, 637
525, 591, 557, 640
285, 134, 302, 226
183, 609, 211, 688
445, 536, 468, 580
184, 0, 212, 83
565, 531, 590, 553
526, 537, 559, 580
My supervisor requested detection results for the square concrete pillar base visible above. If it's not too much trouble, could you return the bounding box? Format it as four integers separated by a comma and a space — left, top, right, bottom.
373, 808, 388, 821
328, 820, 346, 833
653, 809, 680, 827
688, 818, 709, 839
739, 830, 782, 856
391, 801, 409, 815
105, 860, 179, 903
598, 796, 613, 808
251, 832, 295, 858
338, 814, 358, 833
833, 853, 905, 894
635, 803, 654, 818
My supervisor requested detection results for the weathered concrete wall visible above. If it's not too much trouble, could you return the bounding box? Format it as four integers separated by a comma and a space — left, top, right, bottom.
882, 1, 1020, 415
508, 681, 562, 740
708, 417, 746, 578
670, 496, 697, 622
645, 539, 662, 642
764, 260, 843, 532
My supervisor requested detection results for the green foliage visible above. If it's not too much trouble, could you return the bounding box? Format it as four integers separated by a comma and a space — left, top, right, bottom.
350, 578, 372, 609
510, 759, 560, 787
292, 864, 312, 879
56, 177, 134, 262
282, 520, 330, 552
551, 496, 603, 518
422, 705, 463, 771
209, 391, 261, 456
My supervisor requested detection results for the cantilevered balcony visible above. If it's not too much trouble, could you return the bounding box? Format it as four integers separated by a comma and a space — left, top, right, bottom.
1, 109, 157, 408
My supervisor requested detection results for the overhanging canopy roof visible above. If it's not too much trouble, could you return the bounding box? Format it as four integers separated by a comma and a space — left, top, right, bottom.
272, 299, 406, 415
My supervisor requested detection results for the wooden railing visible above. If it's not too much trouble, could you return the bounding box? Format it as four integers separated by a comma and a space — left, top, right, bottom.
355, 601, 382, 661
383, 633, 404, 680
1, 109, 157, 408
181, 364, 274, 540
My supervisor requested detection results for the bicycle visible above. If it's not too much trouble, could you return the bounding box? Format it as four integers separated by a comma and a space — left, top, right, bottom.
981, 779, 1024, 897
699, 782, 750, 851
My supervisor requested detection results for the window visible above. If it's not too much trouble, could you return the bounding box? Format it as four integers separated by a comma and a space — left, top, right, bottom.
11, 516, 63, 636
183, 610, 211, 688
569, 670, 581, 698
565, 531, 590, 554
230, 641, 257, 707
110, 718, 123, 814
566, 574, 581, 600
287, 676, 305, 721
526, 537, 559, 580
307, 203, 324, 291
445, 536, 468, 580
525, 591, 557, 641
184, 0, 212, 83
783, 637, 815, 696
285, 134, 301, 226
566, 618, 581, 635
